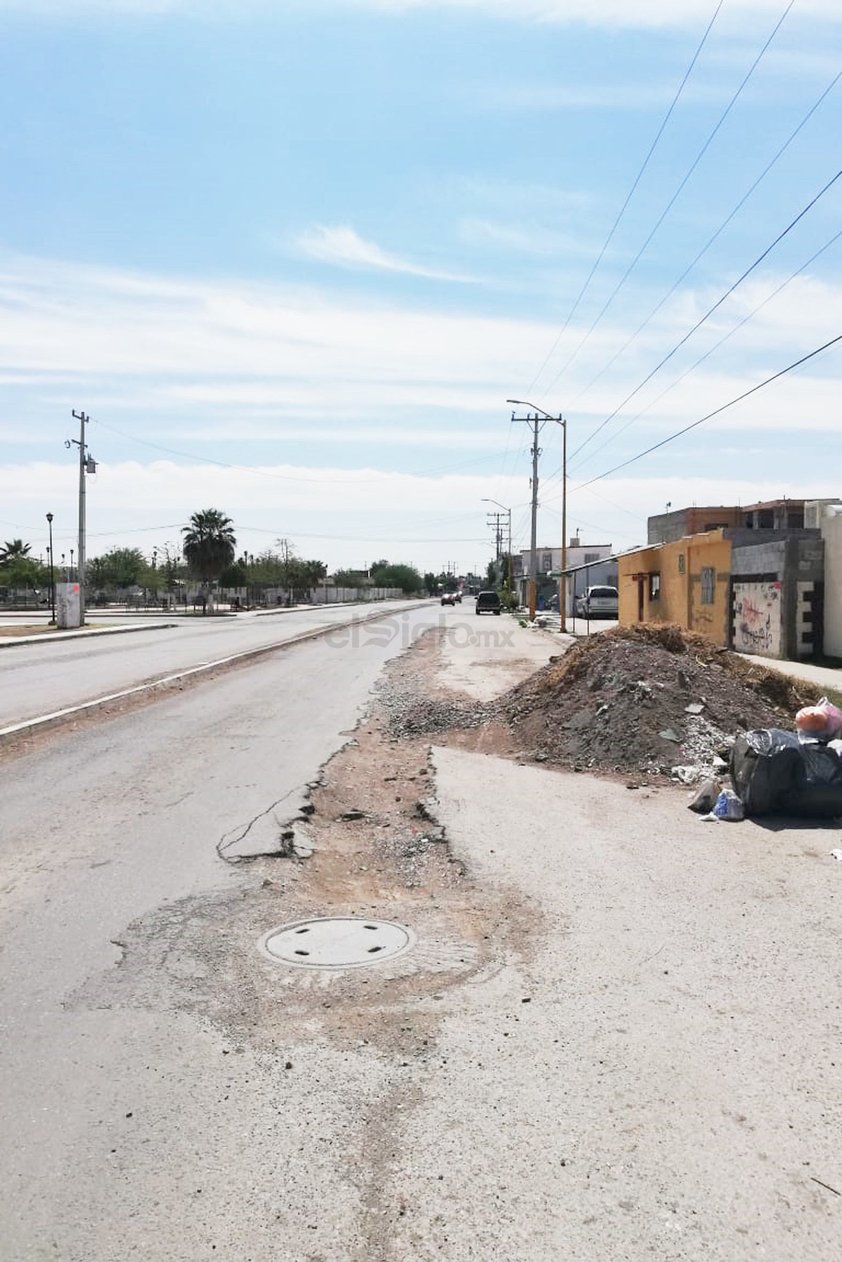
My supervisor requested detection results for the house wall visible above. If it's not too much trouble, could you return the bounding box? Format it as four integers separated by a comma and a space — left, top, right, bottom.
819, 505, 842, 657
730, 534, 824, 659
518, 543, 616, 611
619, 530, 732, 645
732, 580, 782, 656
648, 506, 744, 545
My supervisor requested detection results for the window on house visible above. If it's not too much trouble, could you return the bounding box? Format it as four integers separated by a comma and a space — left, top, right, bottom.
678, 553, 686, 574
584, 552, 600, 564
701, 566, 715, 604
541, 552, 553, 573
649, 573, 661, 601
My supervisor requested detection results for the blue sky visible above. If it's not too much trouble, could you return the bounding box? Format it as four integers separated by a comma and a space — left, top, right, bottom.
1, 0, 841, 572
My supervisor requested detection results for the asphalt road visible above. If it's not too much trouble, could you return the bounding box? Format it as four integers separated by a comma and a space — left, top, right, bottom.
0, 603, 440, 1261
0, 601, 425, 729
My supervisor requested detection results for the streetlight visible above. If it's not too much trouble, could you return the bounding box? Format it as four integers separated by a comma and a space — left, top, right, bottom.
45, 513, 55, 624
481, 498, 513, 600
506, 399, 567, 631
70, 547, 75, 581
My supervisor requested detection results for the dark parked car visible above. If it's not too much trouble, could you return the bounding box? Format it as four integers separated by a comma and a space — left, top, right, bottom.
475, 590, 502, 616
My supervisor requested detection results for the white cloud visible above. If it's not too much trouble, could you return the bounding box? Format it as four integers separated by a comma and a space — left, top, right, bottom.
293, 224, 477, 283
4, 0, 842, 29
459, 218, 602, 259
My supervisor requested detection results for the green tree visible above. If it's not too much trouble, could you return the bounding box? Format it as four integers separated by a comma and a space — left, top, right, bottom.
219, 562, 247, 588
0, 538, 31, 565
95, 547, 147, 587
332, 569, 367, 587
371, 563, 423, 594
182, 509, 236, 611
423, 572, 438, 595
1, 555, 45, 592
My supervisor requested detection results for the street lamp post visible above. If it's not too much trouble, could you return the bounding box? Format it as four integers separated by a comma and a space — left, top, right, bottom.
45, 513, 55, 624
506, 399, 567, 631
481, 498, 513, 601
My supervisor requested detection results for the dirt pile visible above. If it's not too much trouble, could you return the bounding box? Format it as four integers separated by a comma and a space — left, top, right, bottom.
499, 623, 822, 777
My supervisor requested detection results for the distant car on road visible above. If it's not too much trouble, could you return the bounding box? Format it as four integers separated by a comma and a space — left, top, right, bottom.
475, 590, 502, 616
441, 593, 456, 606
574, 585, 619, 619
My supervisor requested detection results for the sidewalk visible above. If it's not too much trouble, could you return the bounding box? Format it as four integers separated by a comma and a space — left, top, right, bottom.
0, 621, 177, 649
746, 653, 842, 693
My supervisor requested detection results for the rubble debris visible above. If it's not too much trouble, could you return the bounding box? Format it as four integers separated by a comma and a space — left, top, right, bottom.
499, 623, 823, 778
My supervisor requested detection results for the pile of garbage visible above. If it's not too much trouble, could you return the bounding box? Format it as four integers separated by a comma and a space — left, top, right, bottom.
500, 623, 825, 781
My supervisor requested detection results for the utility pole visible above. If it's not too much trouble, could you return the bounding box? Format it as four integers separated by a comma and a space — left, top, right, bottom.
482, 499, 513, 599
69, 410, 96, 626
486, 512, 505, 581
507, 400, 564, 622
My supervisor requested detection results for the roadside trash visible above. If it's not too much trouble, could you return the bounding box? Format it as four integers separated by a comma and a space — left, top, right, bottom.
672, 765, 702, 785
688, 777, 722, 814
830, 849, 842, 862
795, 697, 842, 742
731, 728, 842, 819
684, 702, 705, 715
713, 788, 744, 821
659, 728, 681, 743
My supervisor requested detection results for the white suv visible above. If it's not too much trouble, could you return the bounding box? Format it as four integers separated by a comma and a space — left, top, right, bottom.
574, 585, 618, 618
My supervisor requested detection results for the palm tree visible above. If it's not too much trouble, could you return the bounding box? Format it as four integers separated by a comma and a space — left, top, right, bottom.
182, 510, 236, 613
0, 538, 31, 566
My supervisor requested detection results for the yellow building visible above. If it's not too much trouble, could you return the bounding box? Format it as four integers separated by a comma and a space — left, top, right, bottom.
618, 530, 733, 645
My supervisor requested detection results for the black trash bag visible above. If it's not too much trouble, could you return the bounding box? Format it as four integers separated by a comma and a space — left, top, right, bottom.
786, 745, 842, 819
730, 729, 802, 817
731, 728, 842, 819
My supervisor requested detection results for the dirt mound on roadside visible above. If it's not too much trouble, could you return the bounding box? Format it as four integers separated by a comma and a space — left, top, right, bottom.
499, 623, 821, 776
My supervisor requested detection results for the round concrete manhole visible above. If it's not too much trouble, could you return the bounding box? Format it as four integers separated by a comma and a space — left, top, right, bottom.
260, 917, 415, 969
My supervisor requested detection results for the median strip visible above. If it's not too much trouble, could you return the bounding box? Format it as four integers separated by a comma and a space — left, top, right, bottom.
0, 603, 426, 744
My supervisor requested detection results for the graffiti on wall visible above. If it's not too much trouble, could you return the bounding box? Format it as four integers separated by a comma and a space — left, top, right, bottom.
733, 581, 782, 656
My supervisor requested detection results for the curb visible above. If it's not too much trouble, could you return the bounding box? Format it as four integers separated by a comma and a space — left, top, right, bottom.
0, 621, 178, 649
0, 603, 424, 745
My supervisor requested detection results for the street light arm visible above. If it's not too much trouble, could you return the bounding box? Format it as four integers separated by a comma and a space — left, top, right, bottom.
506, 398, 559, 422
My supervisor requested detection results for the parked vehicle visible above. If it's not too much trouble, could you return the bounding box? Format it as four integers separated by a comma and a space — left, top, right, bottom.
475, 590, 502, 616
574, 585, 618, 618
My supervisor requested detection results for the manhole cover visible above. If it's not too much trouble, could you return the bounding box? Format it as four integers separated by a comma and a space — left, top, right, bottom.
260, 917, 415, 969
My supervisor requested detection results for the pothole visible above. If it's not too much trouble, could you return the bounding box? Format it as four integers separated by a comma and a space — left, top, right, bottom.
260, 916, 415, 969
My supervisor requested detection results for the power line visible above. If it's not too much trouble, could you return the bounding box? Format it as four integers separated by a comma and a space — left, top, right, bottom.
526, 0, 726, 396
541, 0, 796, 398
559, 334, 842, 495
566, 64, 842, 426
567, 226, 842, 476
90, 416, 511, 484
564, 163, 842, 464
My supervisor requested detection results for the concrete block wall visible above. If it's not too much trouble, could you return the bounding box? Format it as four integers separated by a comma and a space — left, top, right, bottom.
819, 505, 842, 658
730, 535, 824, 658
